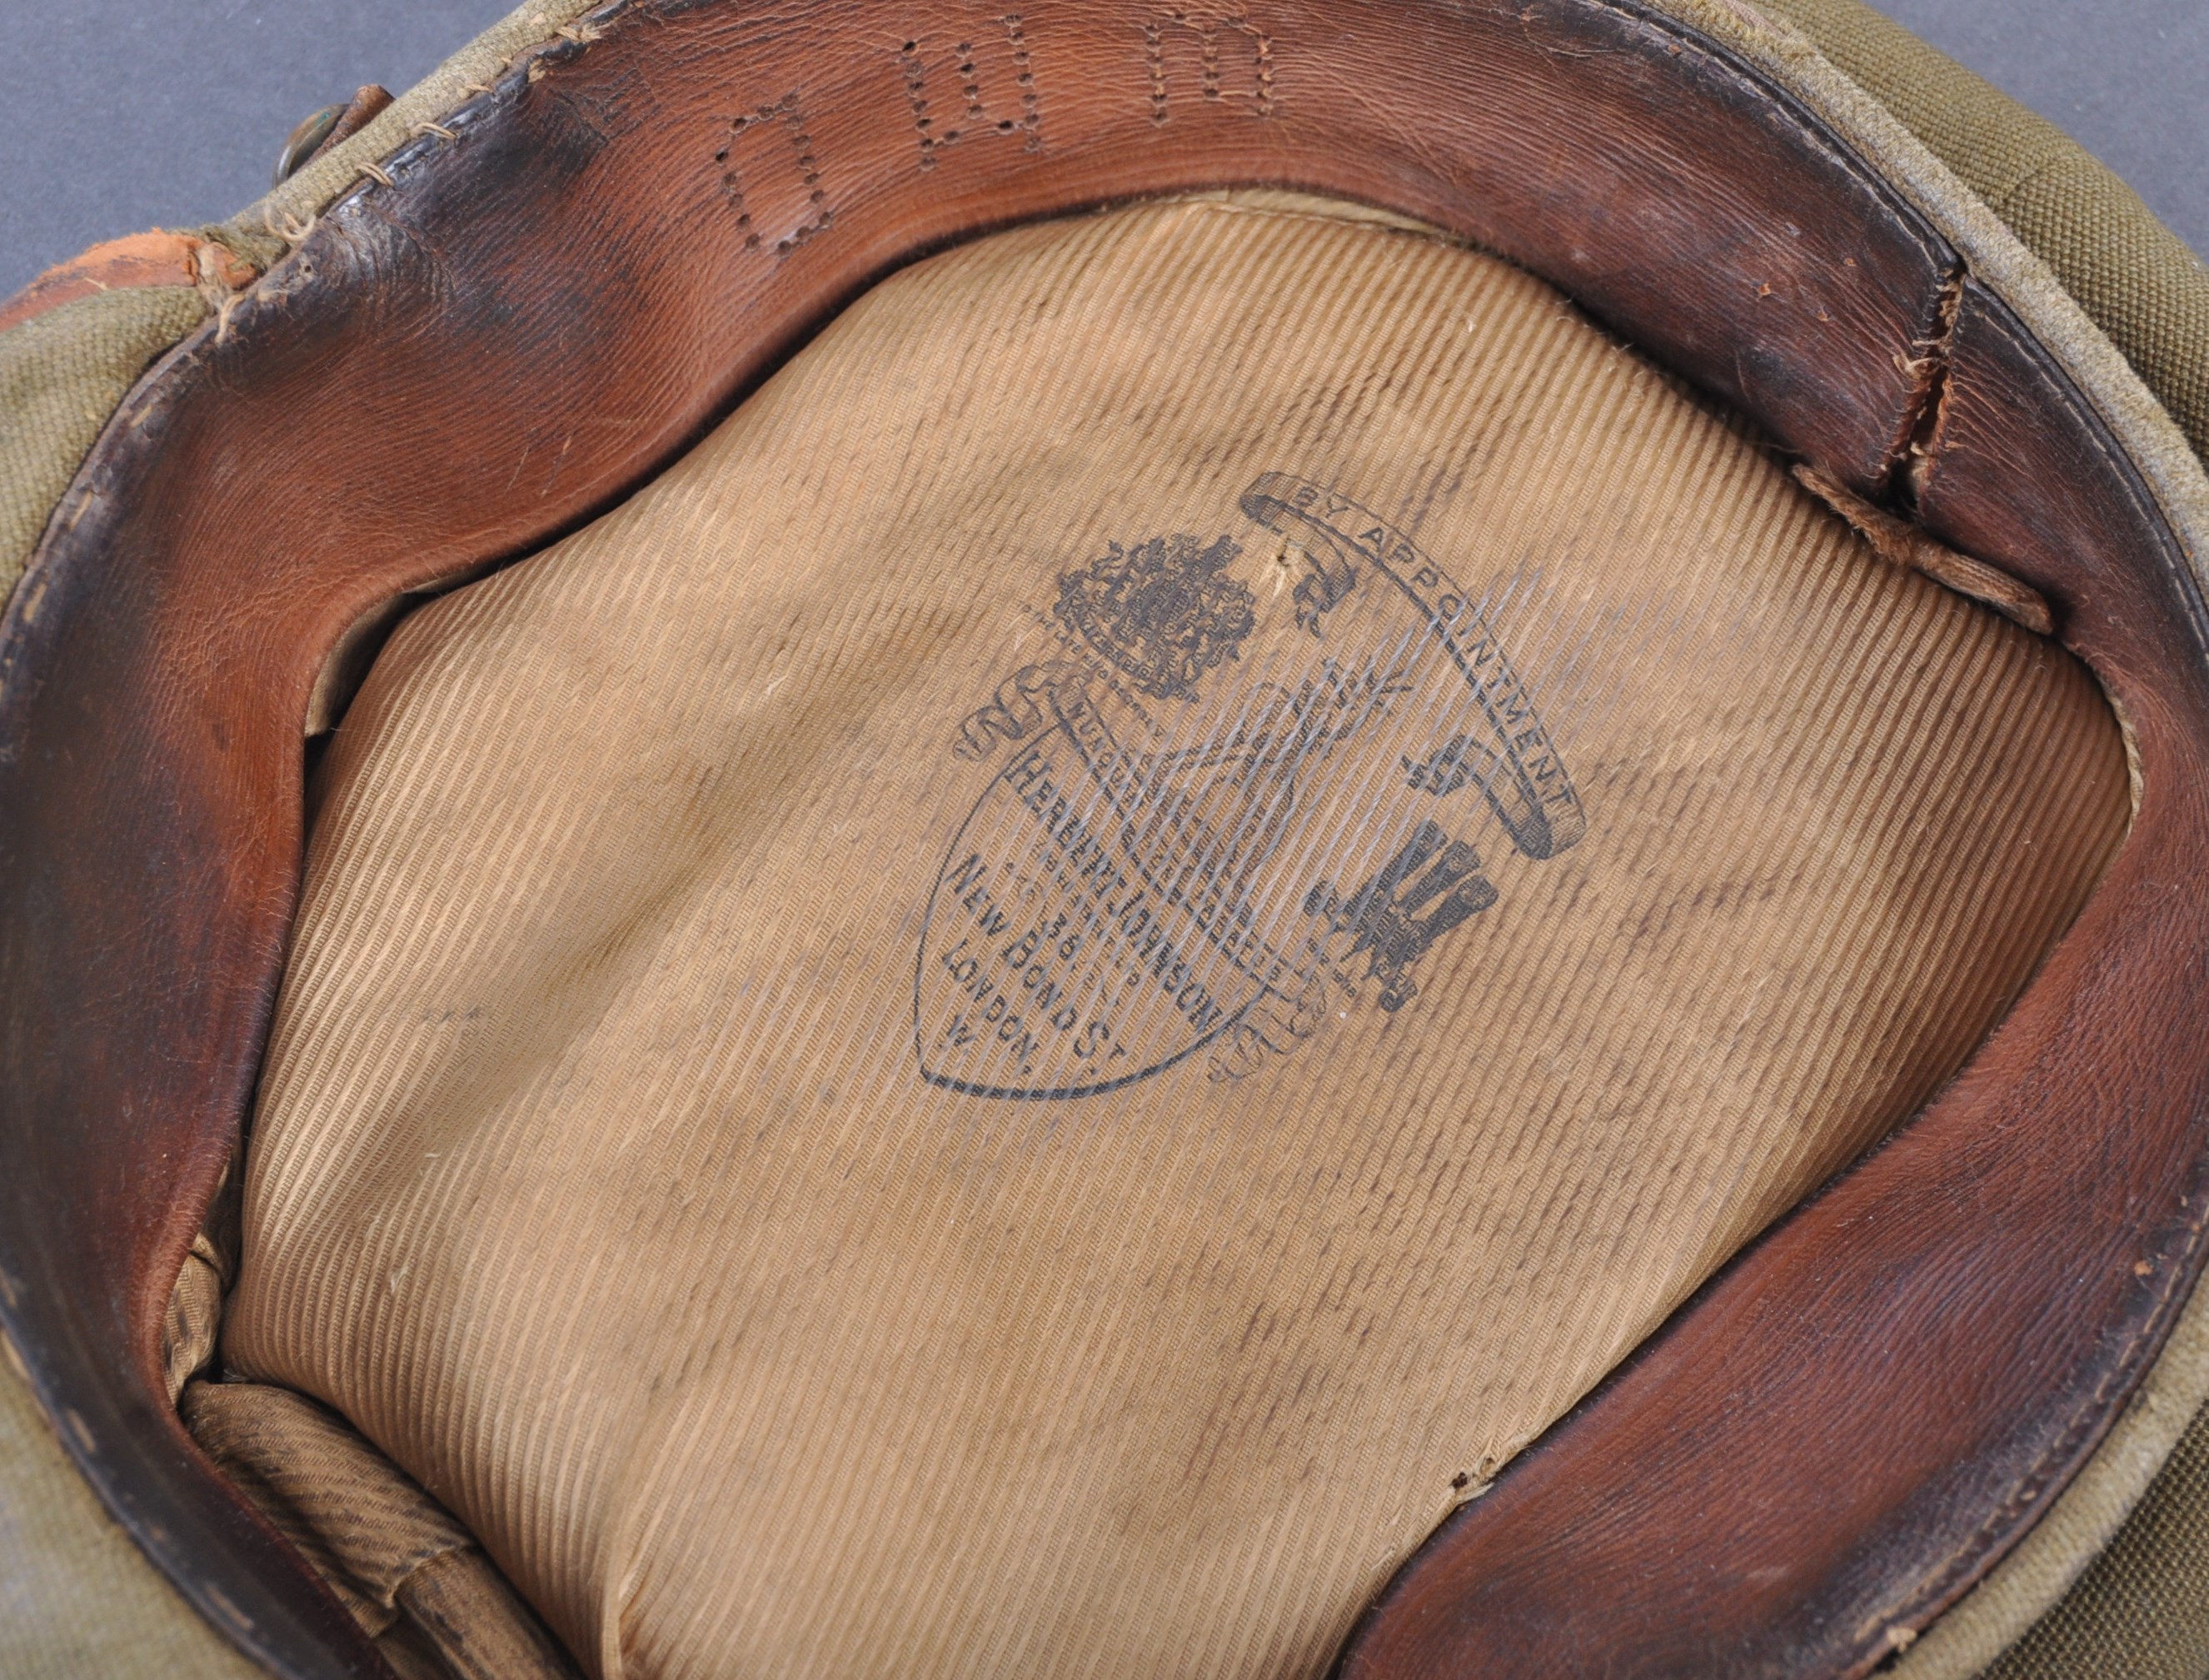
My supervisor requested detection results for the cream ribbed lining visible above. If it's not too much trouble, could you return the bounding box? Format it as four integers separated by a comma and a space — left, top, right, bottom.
222, 196, 2129, 1680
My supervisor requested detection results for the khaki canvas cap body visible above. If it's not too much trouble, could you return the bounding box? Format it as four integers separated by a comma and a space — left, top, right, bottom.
1, 1, 2207, 1678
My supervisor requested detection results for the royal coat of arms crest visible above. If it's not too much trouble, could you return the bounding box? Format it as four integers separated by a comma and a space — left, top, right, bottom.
915, 473, 1585, 1098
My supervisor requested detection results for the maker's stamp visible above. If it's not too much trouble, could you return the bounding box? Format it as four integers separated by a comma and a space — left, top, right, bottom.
915, 473, 1583, 1099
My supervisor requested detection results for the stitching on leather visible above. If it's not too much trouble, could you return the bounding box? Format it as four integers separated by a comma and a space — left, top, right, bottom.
1882, 260, 1965, 507
1143, 9, 1275, 125
1883, 1160, 2209, 1658
307, 0, 629, 229
959, 37, 986, 120
900, 17, 1044, 169
1005, 14, 1043, 150
897, 40, 938, 167
1143, 20, 1169, 123
715, 93, 832, 256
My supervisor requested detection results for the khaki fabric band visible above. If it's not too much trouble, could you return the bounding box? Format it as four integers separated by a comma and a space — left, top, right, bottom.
0, 1324, 264, 1680
1982, 1393, 2209, 1678
0, 285, 207, 598
1759, 0, 2209, 466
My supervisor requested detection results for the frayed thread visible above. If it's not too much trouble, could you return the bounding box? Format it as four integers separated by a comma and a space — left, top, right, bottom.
1795, 462, 2054, 636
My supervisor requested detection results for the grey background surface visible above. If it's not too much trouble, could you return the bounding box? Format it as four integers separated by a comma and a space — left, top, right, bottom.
0, 0, 2202, 301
